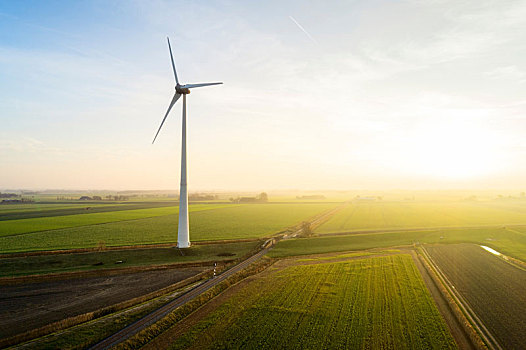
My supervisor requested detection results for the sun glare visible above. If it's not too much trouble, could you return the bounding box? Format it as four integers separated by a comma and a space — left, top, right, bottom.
403, 120, 500, 179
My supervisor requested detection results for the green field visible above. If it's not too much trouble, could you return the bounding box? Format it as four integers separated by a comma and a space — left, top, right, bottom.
0, 204, 230, 236
426, 244, 526, 350
167, 255, 456, 349
0, 240, 261, 277
270, 226, 526, 262
0, 202, 181, 221
0, 203, 335, 253
316, 200, 526, 233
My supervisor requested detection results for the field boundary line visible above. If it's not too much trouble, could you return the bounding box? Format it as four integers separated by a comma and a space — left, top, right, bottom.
1, 240, 264, 284
0, 202, 182, 221
420, 246, 503, 350
317, 223, 526, 237
0, 238, 261, 258
504, 227, 526, 237
0, 259, 228, 285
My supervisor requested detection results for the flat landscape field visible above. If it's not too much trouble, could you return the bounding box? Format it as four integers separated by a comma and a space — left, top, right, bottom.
0, 201, 185, 221
0, 203, 336, 253
270, 226, 526, 262
316, 200, 526, 233
425, 244, 526, 350
0, 204, 229, 235
152, 254, 456, 349
0, 266, 207, 339
0, 240, 262, 277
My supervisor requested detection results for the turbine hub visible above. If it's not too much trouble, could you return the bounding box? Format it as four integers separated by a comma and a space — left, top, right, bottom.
175, 86, 190, 94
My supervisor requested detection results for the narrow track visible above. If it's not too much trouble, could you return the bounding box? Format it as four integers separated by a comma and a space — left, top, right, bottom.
90, 204, 341, 349
283, 203, 348, 239
89, 246, 271, 350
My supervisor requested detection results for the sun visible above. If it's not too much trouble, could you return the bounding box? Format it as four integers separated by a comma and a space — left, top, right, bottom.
401, 119, 500, 179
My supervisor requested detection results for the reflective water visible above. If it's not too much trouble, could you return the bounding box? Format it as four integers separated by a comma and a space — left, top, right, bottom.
480, 245, 502, 256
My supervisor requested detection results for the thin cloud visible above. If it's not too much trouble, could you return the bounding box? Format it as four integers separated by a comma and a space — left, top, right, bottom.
485, 66, 526, 84
288, 15, 318, 44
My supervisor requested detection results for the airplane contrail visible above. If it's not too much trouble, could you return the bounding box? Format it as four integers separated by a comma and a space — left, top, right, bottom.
289, 15, 318, 44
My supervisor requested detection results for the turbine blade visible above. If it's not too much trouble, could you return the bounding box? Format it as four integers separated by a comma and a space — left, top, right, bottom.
152, 93, 181, 144
167, 37, 179, 85
181, 82, 223, 89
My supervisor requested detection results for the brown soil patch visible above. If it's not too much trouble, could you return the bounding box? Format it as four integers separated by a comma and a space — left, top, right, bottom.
0, 267, 207, 339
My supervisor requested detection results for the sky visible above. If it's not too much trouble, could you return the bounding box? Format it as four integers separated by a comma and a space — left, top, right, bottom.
0, 0, 525, 191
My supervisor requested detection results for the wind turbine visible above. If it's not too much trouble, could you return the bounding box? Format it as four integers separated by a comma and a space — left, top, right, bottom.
152, 37, 222, 248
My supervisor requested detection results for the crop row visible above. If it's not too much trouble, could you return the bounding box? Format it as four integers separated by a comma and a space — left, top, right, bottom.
169, 255, 456, 349
269, 226, 526, 262
0, 204, 232, 237
426, 244, 526, 350
0, 203, 335, 253
0, 201, 180, 221
316, 200, 526, 233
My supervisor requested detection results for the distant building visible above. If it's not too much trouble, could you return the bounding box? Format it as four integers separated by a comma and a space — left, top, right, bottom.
79, 196, 93, 200
296, 195, 326, 200
230, 192, 269, 204
355, 196, 377, 201
0, 192, 19, 198
188, 194, 217, 201
239, 197, 257, 203
1, 199, 21, 203
1, 198, 33, 204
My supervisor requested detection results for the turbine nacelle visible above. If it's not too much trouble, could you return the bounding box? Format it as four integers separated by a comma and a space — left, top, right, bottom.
175, 85, 191, 94
151, 37, 222, 249
151, 37, 222, 145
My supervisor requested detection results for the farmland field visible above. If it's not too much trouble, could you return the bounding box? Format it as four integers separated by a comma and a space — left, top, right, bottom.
316, 200, 526, 233
156, 254, 456, 349
0, 266, 208, 339
0, 203, 336, 253
0, 204, 229, 236
0, 240, 261, 277
425, 244, 526, 350
269, 226, 526, 262
0, 201, 180, 221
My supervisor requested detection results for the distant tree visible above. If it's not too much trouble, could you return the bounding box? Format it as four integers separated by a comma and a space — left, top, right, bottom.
301, 221, 312, 237
257, 192, 269, 202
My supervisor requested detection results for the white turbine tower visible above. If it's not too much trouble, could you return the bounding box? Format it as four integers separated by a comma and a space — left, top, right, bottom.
152, 37, 222, 248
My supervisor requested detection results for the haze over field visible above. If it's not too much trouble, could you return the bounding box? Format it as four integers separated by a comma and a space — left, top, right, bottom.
1, 0, 525, 190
